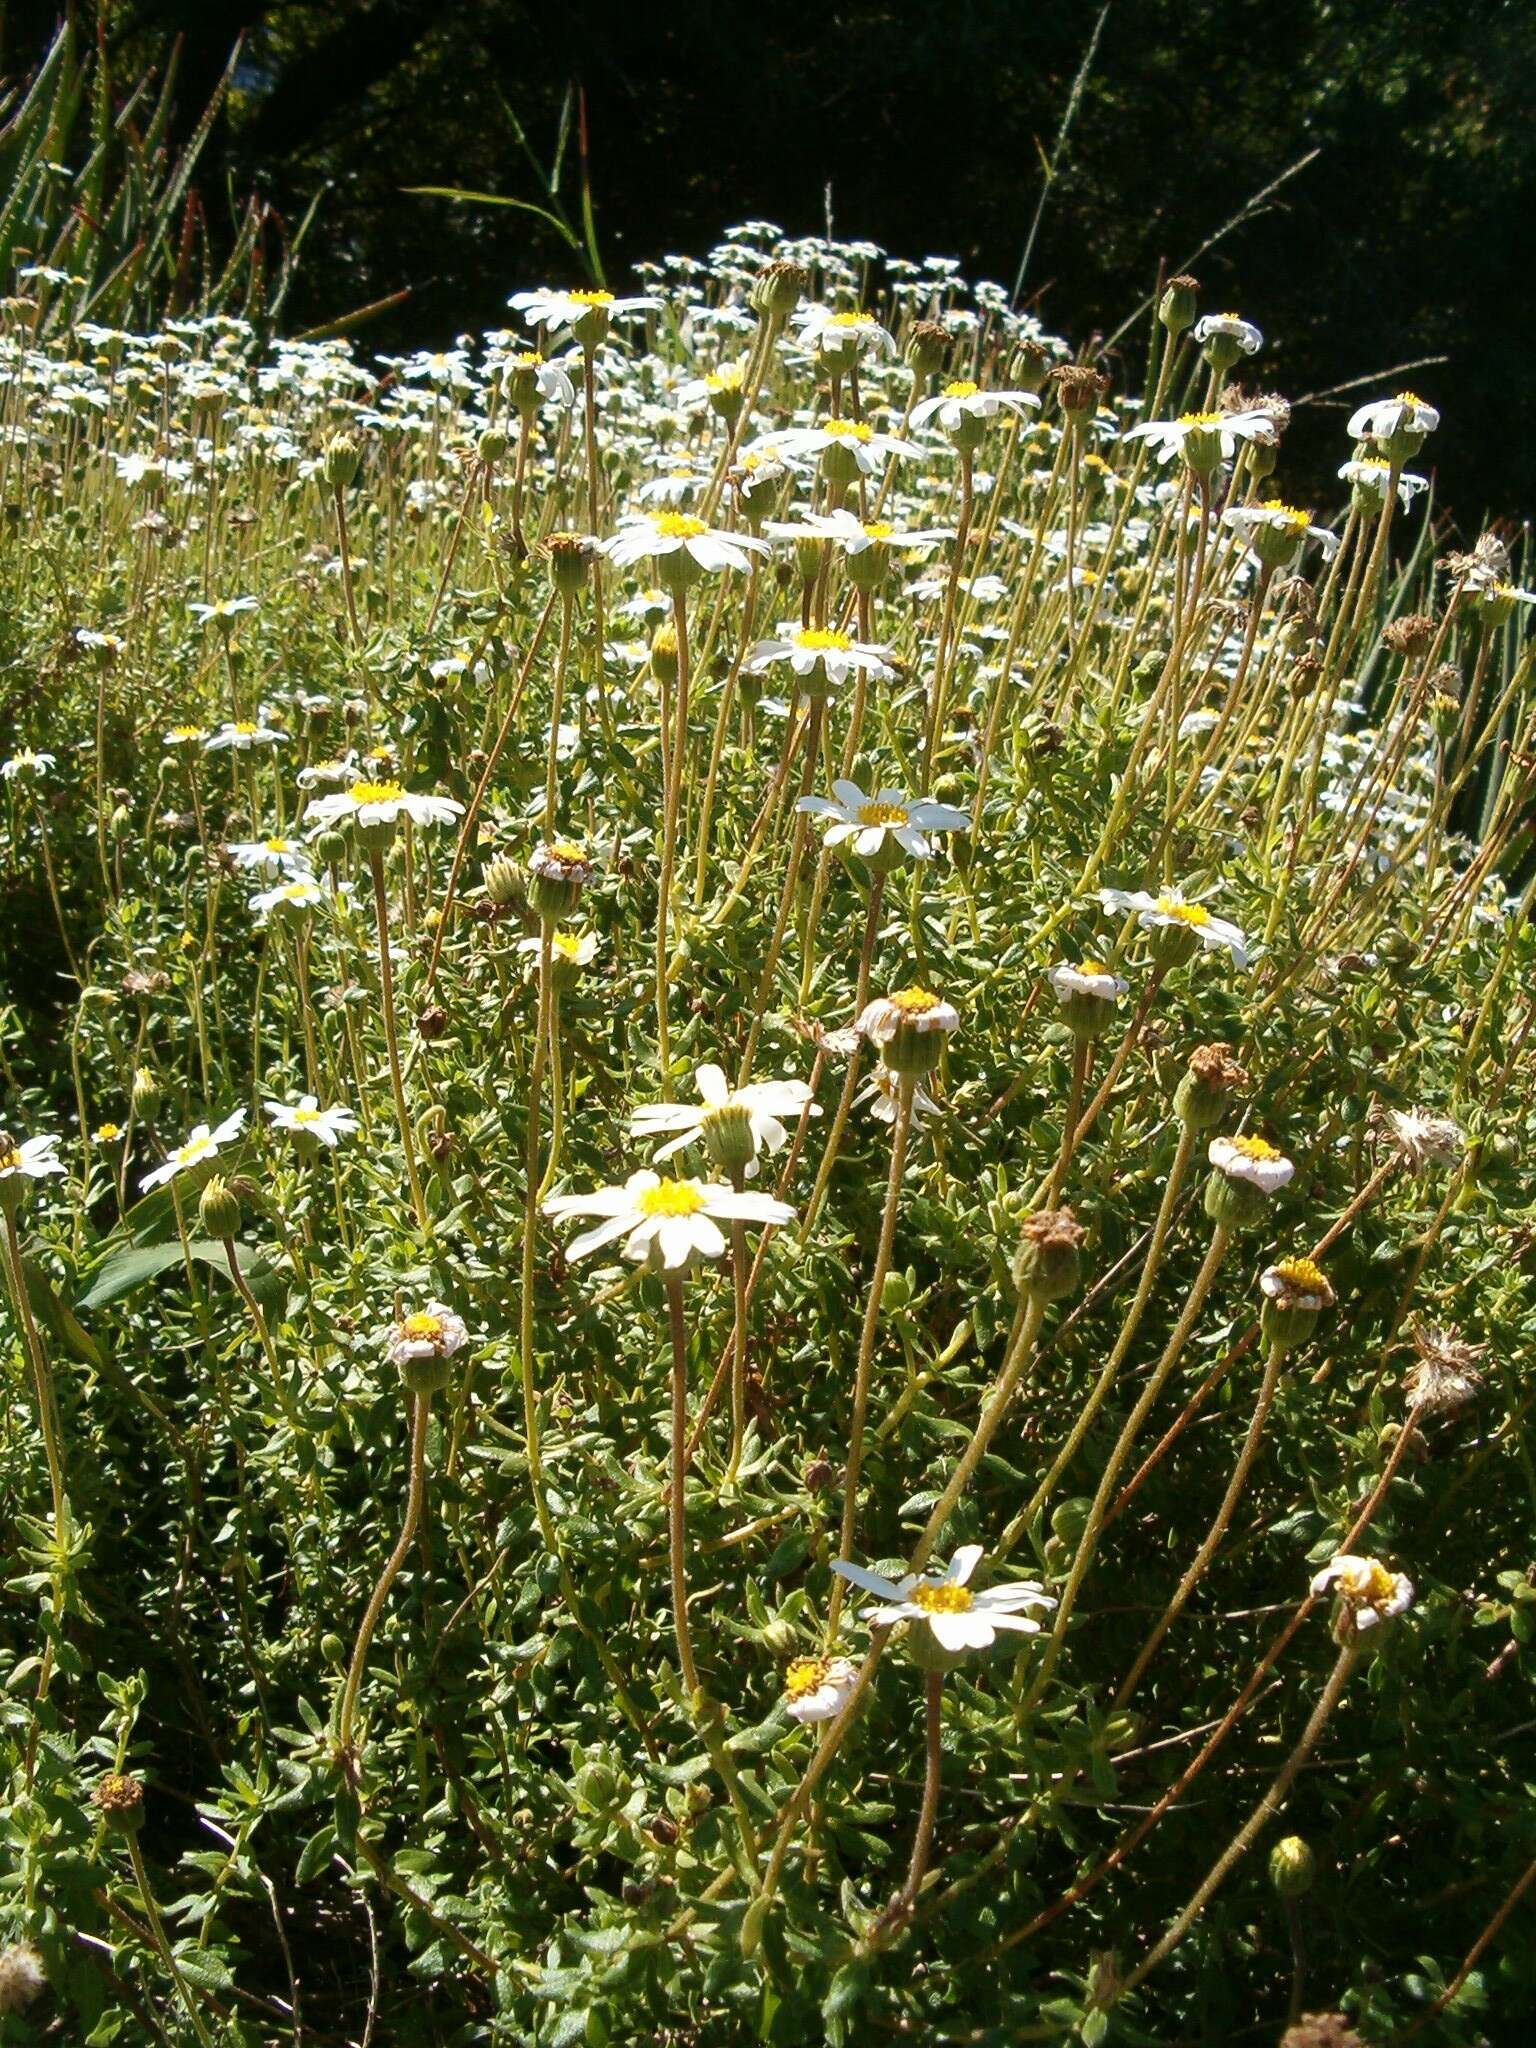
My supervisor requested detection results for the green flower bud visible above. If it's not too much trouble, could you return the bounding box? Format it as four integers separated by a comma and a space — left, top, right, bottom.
904, 319, 950, 379
1012, 1207, 1086, 1303
527, 841, 592, 923
750, 260, 809, 321
197, 1175, 242, 1241
650, 622, 679, 686
131, 1067, 162, 1122
1203, 1167, 1272, 1231
1159, 275, 1199, 335
314, 827, 349, 869
483, 856, 522, 909
478, 426, 509, 467
321, 432, 361, 490
544, 531, 594, 598
1173, 1043, 1249, 1131
1269, 1834, 1316, 1899
701, 1102, 755, 1178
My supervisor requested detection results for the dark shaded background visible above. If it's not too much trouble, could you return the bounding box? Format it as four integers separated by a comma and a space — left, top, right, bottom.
7, 0, 1534, 522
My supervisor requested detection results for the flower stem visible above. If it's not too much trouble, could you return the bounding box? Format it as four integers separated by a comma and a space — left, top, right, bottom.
665, 1273, 702, 1702
337, 1387, 430, 1756
368, 849, 429, 1233
126, 1835, 217, 2048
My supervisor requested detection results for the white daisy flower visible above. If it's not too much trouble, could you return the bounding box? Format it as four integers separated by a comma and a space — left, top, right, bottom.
1193, 312, 1263, 356
856, 986, 960, 1046
600, 511, 767, 576
1122, 409, 1277, 463
1346, 393, 1440, 445
910, 379, 1041, 434
762, 508, 953, 557
797, 779, 970, 860
140, 1109, 247, 1190
494, 348, 575, 406
0, 1132, 65, 1183
205, 720, 287, 752
1, 749, 57, 780
747, 417, 925, 478
790, 304, 897, 360
1309, 1554, 1414, 1634
628, 1062, 817, 1172
263, 1096, 358, 1148
544, 1169, 794, 1271
782, 1654, 860, 1724
189, 595, 259, 627
387, 1301, 469, 1367
303, 778, 464, 835
1222, 500, 1339, 564
1338, 457, 1430, 509
855, 1067, 942, 1128
833, 1544, 1055, 1653
225, 835, 313, 877
1098, 887, 1251, 968
1048, 960, 1128, 1002
746, 626, 894, 690
508, 287, 660, 337
1259, 1256, 1335, 1313
163, 725, 207, 750
1209, 1134, 1295, 1193
249, 877, 328, 921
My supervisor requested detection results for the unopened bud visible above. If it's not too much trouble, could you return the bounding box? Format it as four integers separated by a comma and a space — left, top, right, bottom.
197, 1175, 242, 1241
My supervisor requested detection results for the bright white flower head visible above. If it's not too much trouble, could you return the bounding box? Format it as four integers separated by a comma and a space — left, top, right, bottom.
1098, 887, 1251, 969
763, 508, 953, 556
1347, 393, 1440, 444
140, 1109, 247, 1190
628, 1063, 817, 1173
790, 304, 897, 360
226, 835, 312, 877
205, 720, 286, 751
601, 511, 767, 576
1123, 409, 1277, 463
1309, 1554, 1414, 1634
1048, 960, 1128, 1003
798, 780, 969, 861
387, 1302, 469, 1367
1, 749, 57, 781
249, 877, 328, 921
544, 1169, 794, 1271
1338, 457, 1429, 509
304, 779, 464, 835
746, 626, 894, 690
1209, 1134, 1294, 1193
1260, 1256, 1335, 1313
508, 287, 660, 337
856, 986, 960, 1046
189, 595, 258, 626
833, 1545, 1056, 1654
782, 1654, 859, 1724
1222, 500, 1339, 563
495, 348, 575, 406
1193, 312, 1263, 355
264, 1096, 358, 1148
0, 1133, 65, 1184
911, 379, 1040, 435
746, 417, 925, 478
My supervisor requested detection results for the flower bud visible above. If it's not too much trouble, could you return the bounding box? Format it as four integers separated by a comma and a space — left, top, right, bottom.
483, 856, 522, 909
131, 1067, 162, 1122
478, 426, 509, 467
1269, 1834, 1316, 1899
750, 260, 809, 321
701, 1101, 755, 1178
650, 622, 679, 686
197, 1175, 242, 1242
1012, 1207, 1086, 1303
544, 531, 594, 598
314, 827, 349, 869
904, 319, 950, 379
1159, 275, 1200, 335
1012, 340, 1052, 393
321, 432, 361, 490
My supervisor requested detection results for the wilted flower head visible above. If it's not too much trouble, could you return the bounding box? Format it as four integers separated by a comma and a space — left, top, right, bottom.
1260, 1256, 1335, 1314
1310, 1554, 1414, 1635
782, 1654, 859, 1724
1403, 1323, 1485, 1418
1380, 1106, 1464, 1174
0, 1941, 46, 2016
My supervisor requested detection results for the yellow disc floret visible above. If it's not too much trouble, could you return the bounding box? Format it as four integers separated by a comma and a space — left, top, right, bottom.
1154, 897, 1210, 926
857, 800, 909, 827
637, 1179, 706, 1218
910, 1581, 974, 1614
349, 780, 405, 807
794, 628, 852, 652
653, 513, 707, 539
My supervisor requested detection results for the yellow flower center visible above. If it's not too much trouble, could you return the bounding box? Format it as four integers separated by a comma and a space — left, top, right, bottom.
349, 780, 405, 806
827, 312, 870, 328
943, 380, 980, 399
0, 1147, 21, 1172
1274, 1255, 1326, 1288
571, 290, 614, 307
1362, 1561, 1398, 1605
784, 1657, 827, 1699
820, 419, 872, 441
1177, 411, 1224, 427
910, 1582, 974, 1614
795, 628, 851, 652
890, 984, 941, 1015
637, 1179, 706, 1218
513, 350, 544, 366
401, 1312, 444, 1341
291, 1106, 321, 1125
1231, 1135, 1283, 1161
1154, 898, 1209, 926
547, 839, 586, 865
1259, 500, 1309, 529
1077, 959, 1109, 976
857, 800, 908, 826
1356, 457, 1392, 472
706, 364, 745, 390
232, 722, 259, 736
862, 520, 894, 539
264, 837, 292, 853
1396, 390, 1425, 407
653, 513, 707, 539
174, 1136, 214, 1166
170, 725, 203, 740
93, 1123, 122, 1142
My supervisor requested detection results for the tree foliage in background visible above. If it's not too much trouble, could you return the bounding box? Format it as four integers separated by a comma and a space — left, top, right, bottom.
5, 0, 1532, 518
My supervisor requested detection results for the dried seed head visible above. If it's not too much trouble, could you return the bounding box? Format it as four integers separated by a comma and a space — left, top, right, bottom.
1288, 651, 1324, 699
1050, 363, 1110, 417
1174, 1041, 1249, 1130
0, 1942, 46, 2016
1280, 2016, 1366, 2048
1404, 1323, 1485, 1418
1381, 611, 1437, 658
1378, 1105, 1465, 1173
92, 1772, 145, 1835
751, 260, 810, 319
1013, 1206, 1086, 1302
904, 320, 950, 378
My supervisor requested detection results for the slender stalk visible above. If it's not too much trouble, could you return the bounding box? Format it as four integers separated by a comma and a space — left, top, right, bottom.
902, 1673, 945, 1907
518, 929, 560, 1551
367, 849, 429, 1233
126, 1836, 217, 2048
665, 1273, 702, 1702
337, 1388, 430, 1755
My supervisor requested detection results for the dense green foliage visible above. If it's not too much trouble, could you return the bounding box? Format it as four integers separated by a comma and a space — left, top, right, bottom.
1, 217, 1534, 2047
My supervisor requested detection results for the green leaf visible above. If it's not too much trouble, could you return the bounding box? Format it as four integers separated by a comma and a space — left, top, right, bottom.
77, 1238, 286, 1318
401, 186, 580, 248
